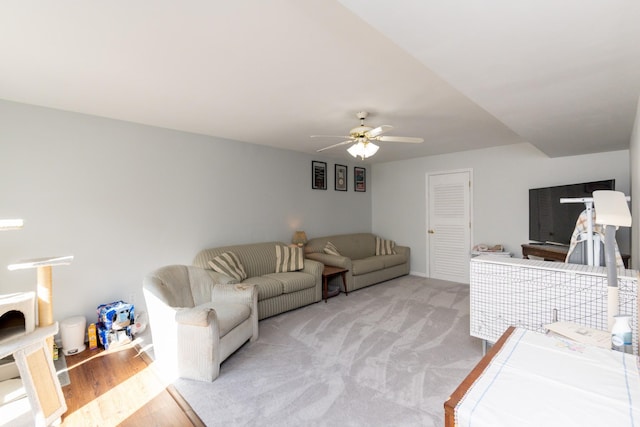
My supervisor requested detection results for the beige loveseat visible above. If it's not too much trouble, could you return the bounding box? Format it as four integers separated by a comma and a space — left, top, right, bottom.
304, 233, 410, 293
193, 242, 323, 320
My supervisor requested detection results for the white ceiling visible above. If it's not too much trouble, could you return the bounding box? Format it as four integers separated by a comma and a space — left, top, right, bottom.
1, 1, 638, 163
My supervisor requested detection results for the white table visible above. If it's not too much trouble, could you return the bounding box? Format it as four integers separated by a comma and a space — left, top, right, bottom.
446, 327, 640, 426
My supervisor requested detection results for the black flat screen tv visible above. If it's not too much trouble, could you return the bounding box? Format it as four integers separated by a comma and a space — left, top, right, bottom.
529, 179, 615, 245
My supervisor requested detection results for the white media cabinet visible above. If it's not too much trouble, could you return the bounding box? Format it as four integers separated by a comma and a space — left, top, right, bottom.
470, 256, 639, 354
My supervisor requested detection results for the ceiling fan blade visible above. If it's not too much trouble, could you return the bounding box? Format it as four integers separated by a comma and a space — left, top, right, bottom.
365, 125, 393, 138
378, 135, 424, 143
310, 134, 351, 139
316, 140, 353, 152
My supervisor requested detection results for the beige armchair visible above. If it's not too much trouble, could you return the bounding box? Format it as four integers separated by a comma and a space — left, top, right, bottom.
143, 265, 258, 382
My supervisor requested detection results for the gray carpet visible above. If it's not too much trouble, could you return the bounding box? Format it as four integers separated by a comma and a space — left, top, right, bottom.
173, 275, 482, 426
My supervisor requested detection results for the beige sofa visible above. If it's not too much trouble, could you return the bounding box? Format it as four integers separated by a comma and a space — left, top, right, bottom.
193, 242, 323, 320
304, 233, 410, 293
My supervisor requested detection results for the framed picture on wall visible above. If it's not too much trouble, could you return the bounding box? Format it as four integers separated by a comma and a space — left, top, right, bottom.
312, 161, 327, 190
335, 164, 347, 191
354, 167, 366, 192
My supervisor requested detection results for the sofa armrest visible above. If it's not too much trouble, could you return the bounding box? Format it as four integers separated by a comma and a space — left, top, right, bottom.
175, 304, 217, 327
394, 245, 410, 259
174, 305, 221, 381
205, 270, 238, 284
306, 252, 352, 270
301, 258, 323, 278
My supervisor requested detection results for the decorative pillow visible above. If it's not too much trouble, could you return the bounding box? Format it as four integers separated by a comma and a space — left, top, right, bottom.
324, 241, 341, 256
275, 245, 304, 273
207, 252, 247, 281
376, 236, 396, 255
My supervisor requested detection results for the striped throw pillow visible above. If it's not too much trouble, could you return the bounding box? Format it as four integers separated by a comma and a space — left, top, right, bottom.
376, 236, 396, 255
275, 245, 304, 273
324, 241, 341, 256
207, 252, 247, 281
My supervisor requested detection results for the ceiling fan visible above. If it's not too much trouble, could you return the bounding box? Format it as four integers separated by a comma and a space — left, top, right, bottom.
311, 111, 424, 159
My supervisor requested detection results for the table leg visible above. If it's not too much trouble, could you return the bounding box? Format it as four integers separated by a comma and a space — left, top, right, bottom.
341, 271, 348, 295
323, 276, 328, 303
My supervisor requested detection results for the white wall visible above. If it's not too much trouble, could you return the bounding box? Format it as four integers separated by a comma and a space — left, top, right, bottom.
372, 143, 631, 277
0, 99, 371, 324
631, 95, 640, 269
2, 98, 634, 324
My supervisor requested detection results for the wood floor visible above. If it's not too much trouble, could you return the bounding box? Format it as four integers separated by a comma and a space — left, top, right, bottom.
60, 343, 204, 427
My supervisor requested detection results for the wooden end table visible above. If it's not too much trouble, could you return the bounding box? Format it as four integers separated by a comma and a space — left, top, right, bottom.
522, 243, 630, 268
321, 266, 348, 302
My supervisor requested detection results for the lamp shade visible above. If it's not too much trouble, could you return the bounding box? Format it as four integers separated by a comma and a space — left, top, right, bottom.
292, 231, 308, 246
347, 141, 379, 159
593, 190, 632, 227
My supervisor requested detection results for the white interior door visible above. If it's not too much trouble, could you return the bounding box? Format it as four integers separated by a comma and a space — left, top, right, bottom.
427, 170, 472, 283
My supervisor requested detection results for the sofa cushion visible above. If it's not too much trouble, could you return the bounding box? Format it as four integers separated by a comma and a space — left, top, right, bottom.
351, 256, 386, 275
324, 241, 341, 256
242, 276, 284, 300
265, 272, 315, 294
209, 302, 251, 338
275, 245, 304, 272
208, 252, 247, 281
381, 253, 407, 268
375, 236, 396, 255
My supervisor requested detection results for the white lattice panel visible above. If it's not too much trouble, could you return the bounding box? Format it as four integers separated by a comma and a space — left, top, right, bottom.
470, 256, 638, 354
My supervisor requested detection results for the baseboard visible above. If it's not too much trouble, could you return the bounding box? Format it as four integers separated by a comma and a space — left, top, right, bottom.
410, 270, 427, 278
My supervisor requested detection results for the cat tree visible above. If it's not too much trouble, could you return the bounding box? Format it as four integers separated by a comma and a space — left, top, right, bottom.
0, 219, 71, 426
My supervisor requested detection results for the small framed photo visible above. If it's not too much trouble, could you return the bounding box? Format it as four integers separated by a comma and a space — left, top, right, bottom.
335, 164, 347, 191
354, 167, 366, 192
312, 161, 327, 190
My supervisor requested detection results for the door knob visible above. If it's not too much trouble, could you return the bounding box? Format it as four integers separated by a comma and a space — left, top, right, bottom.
428, 229, 435, 234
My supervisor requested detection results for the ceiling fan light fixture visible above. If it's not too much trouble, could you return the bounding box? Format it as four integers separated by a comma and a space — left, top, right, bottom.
348, 141, 379, 159
313, 110, 423, 156
366, 142, 379, 157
